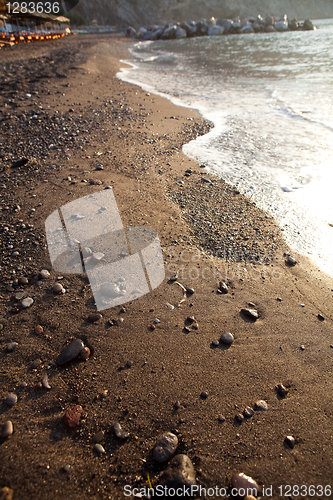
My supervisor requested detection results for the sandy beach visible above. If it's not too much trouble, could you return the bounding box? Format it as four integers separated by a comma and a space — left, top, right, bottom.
0, 34, 333, 500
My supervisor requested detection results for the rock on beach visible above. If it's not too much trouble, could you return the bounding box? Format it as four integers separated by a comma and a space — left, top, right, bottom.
158, 454, 196, 490
231, 473, 260, 496
57, 339, 85, 365
153, 432, 178, 463
1, 421, 13, 438
63, 405, 83, 429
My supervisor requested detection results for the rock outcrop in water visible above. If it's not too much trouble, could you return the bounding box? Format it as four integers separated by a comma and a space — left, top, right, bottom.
126, 15, 317, 41
74, 0, 333, 26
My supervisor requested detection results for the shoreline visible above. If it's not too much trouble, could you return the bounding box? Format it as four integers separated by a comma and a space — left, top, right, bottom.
118, 39, 333, 287
0, 34, 332, 499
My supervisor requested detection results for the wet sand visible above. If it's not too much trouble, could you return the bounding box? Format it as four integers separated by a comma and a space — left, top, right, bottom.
0, 34, 333, 499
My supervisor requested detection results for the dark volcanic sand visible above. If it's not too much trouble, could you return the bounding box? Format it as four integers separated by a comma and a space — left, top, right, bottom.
0, 34, 333, 499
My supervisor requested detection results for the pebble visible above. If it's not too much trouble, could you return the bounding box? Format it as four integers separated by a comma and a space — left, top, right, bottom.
220, 332, 234, 345
284, 435, 296, 449
39, 269, 50, 279
286, 256, 297, 266
153, 432, 178, 463
231, 473, 260, 496
89, 179, 102, 185
174, 401, 181, 409
63, 405, 83, 429
158, 454, 196, 489
34, 325, 43, 334
218, 281, 228, 294
0, 487, 13, 500
126, 360, 133, 368
52, 283, 64, 293
57, 339, 85, 365
94, 443, 105, 454
243, 406, 254, 418
5, 393, 18, 406
6, 342, 18, 353
218, 415, 225, 422
186, 287, 195, 295
21, 297, 33, 308
79, 347, 90, 360
300, 345, 305, 351
88, 313, 102, 323
1, 421, 13, 438
18, 277, 28, 285
277, 297, 282, 302
212, 340, 219, 347
62, 464, 71, 473
42, 374, 51, 390
92, 430, 105, 443
150, 324, 156, 330
276, 383, 288, 397
113, 422, 129, 439
235, 413, 244, 423
200, 391, 208, 399
186, 315, 195, 323
31, 358, 42, 369
241, 308, 258, 320
254, 400, 268, 411
318, 314, 325, 321
169, 274, 178, 281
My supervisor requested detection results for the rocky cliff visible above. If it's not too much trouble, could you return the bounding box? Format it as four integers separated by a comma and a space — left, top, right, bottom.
74, 0, 333, 26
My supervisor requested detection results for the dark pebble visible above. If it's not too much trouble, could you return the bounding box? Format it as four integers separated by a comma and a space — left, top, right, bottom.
31, 358, 42, 369
6, 394, 18, 406
200, 391, 208, 399
318, 314, 325, 321
284, 435, 295, 449
57, 339, 84, 365
158, 454, 196, 490
220, 332, 234, 345
92, 431, 105, 443
243, 406, 254, 418
6, 342, 18, 353
286, 256, 297, 266
276, 383, 288, 397
235, 413, 244, 423
88, 313, 102, 323
218, 281, 228, 294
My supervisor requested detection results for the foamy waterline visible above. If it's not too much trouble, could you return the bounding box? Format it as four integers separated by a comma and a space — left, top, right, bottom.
117, 36, 333, 276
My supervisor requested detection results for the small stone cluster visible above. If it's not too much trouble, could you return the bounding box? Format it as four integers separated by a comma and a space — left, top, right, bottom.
127, 15, 317, 40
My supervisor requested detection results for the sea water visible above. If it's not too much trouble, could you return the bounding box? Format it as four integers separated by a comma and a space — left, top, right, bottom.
117, 19, 333, 275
